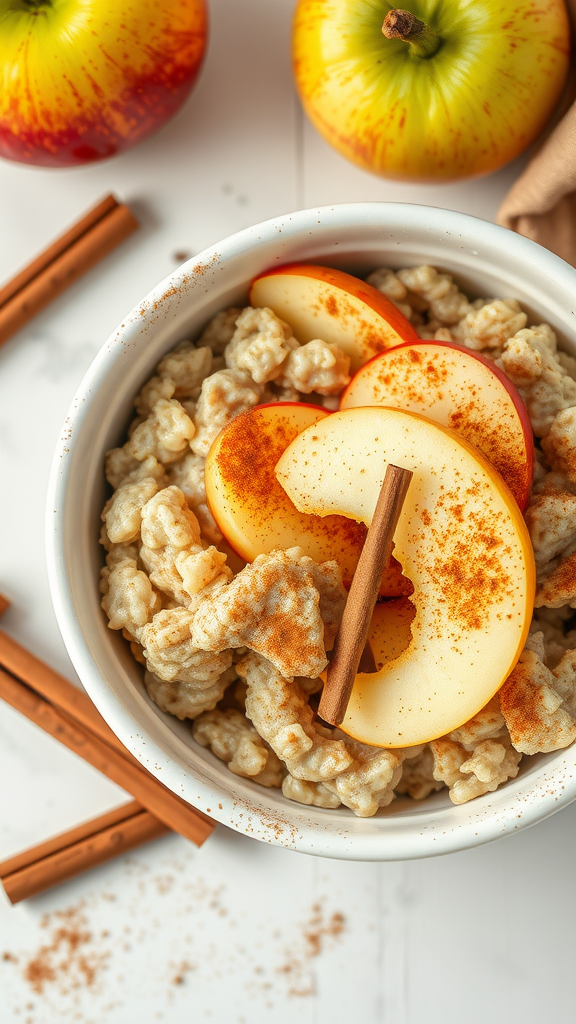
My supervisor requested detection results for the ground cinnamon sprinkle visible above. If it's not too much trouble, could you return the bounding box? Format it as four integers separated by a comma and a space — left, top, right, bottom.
372, 347, 448, 405
216, 407, 296, 508
448, 401, 529, 506
170, 959, 196, 985
215, 406, 366, 558
499, 664, 543, 739
21, 903, 109, 997
276, 900, 346, 997
1, 857, 349, 1016
316, 288, 389, 359
223, 558, 322, 670
537, 550, 576, 603
422, 489, 514, 631
362, 345, 529, 506
214, 406, 411, 594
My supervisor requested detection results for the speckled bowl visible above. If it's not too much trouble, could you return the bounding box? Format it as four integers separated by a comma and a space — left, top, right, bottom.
47, 203, 576, 860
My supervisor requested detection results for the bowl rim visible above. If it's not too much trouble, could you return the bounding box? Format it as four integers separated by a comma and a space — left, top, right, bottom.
46, 201, 576, 861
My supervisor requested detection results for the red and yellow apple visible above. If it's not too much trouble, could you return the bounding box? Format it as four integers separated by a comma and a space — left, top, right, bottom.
250, 264, 418, 372
276, 406, 535, 747
205, 401, 411, 595
340, 341, 534, 509
0, 0, 207, 167
292, 0, 570, 181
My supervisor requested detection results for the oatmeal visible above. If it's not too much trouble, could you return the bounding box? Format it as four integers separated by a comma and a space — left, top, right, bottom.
100, 264, 576, 816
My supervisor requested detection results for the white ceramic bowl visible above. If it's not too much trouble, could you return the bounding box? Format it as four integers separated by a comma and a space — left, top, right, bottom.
47, 203, 576, 860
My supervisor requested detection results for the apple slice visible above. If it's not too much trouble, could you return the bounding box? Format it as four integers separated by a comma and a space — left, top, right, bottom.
340, 341, 534, 510
205, 402, 411, 595
368, 598, 415, 672
276, 406, 535, 747
249, 264, 418, 372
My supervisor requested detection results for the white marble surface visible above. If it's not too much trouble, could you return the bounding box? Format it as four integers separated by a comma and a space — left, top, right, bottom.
0, 2, 574, 1021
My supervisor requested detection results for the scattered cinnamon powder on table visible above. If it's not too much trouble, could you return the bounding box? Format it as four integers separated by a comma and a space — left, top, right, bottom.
21, 902, 109, 997
276, 900, 346, 997
170, 959, 196, 986
1, 857, 347, 1014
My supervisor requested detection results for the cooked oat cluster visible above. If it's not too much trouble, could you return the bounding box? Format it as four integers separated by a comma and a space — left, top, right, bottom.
100, 266, 576, 816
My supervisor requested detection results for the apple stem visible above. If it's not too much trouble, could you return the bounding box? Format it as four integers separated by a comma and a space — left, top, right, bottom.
382, 8, 441, 59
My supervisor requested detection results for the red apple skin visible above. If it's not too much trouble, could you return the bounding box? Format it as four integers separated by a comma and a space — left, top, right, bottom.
341, 340, 534, 510
250, 263, 419, 366
0, 0, 207, 167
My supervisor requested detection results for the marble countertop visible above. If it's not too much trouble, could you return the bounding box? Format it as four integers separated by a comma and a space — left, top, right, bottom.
1, 2, 574, 1021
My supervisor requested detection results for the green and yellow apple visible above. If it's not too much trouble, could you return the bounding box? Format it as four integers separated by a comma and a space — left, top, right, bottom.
250, 264, 419, 372
293, 0, 570, 181
205, 401, 412, 595
0, 0, 207, 166
276, 406, 535, 747
340, 341, 534, 509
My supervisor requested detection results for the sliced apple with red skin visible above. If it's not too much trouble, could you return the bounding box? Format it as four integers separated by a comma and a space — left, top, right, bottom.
249, 264, 419, 372
205, 402, 411, 595
340, 341, 534, 510
275, 406, 535, 747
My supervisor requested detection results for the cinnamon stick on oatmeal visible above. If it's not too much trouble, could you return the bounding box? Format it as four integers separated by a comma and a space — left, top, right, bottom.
0, 802, 169, 904
319, 464, 413, 727
0, 194, 138, 346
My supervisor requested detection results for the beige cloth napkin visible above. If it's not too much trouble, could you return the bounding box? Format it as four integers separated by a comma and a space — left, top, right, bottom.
496, 1, 576, 267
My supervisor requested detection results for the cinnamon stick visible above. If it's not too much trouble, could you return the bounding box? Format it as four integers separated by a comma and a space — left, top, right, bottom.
0, 629, 139, 762
0, 194, 138, 346
0, 802, 169, 904
318, 464, 413, 726
0, 195, 117, 307
0, 800, 143, 876
0, 594, 10, 617
0, 667, 214, 847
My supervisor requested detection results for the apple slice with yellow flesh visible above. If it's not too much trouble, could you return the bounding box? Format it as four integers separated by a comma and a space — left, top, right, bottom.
368, 598, 416, 672
275, 406, 535, 747
249, 264, 419, 372
205, 402, 411, 595
340, 341, 534, 510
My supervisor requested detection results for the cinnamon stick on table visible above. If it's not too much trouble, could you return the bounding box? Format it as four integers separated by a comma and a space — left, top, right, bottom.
0, 629, 139, 762
0, 194, 138, 346
0, 629, 216, 900
0, 802, 169, 905
318, 464, 413, 727
0, 666, 214, 848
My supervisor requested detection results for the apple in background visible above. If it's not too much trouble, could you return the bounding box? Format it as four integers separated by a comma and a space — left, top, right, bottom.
276, 406, 535, 747
340, 341, 534, 510
0, 0, 207, 167
292, 0, 570, 181
250, 264, 419, 372
205, 402, 412, 596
